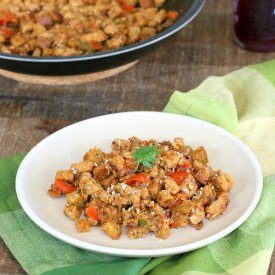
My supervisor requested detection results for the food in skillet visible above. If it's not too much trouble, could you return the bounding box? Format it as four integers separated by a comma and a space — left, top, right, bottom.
48, 137, 233, 240
0, 0, 179, 56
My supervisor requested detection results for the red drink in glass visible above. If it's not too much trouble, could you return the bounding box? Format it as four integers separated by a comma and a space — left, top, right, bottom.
234, 0, 275, 51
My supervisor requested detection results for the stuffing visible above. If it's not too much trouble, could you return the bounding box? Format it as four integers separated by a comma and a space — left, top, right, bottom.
48, 137, 233, 239
0, 0, 179, 56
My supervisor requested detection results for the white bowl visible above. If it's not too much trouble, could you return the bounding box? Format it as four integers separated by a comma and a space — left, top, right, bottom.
16, 111, 263, 257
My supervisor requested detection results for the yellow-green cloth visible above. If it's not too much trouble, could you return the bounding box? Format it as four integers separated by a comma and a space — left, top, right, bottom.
1, 60, 275, 275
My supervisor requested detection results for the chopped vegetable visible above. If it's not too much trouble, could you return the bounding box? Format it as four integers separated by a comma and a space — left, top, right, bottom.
124, 172, 151, 187
0, 10, 17, 26
132, 145, 159, 169
166, 10, 179, 20
86, 205, 100, 222
138, 218, 148, 227
54, 179, 76, 194
168, 170, 190, 185
168, 162, 192, 185
121, 2, 135, 12
79, 41, 93, 52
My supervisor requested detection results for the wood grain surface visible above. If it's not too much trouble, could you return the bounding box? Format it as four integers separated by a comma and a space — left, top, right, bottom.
0, 0, 274, 274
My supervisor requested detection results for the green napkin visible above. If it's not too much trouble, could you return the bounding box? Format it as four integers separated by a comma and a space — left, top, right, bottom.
1, 60, 275, 275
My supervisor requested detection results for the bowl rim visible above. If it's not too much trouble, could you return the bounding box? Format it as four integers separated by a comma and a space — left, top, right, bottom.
0, 0, 205, 63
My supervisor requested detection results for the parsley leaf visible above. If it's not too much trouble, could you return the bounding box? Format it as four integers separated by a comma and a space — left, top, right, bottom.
132, 145, 159, 169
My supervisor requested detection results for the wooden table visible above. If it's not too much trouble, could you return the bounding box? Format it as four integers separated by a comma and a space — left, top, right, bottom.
0, 0, 274, 273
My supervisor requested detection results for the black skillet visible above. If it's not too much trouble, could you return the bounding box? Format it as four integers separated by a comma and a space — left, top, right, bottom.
0, 0, 205, 76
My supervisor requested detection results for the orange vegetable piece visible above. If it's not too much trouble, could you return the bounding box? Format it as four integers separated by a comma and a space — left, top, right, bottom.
168, 170, 189, 185
54, 179, 76, 194
121, 2, 135, 12
124, 172, 151, 187
168, 161, 192, 185
86, 206, 100, 222
0, 10, 17, 26
167, 10, 179, 21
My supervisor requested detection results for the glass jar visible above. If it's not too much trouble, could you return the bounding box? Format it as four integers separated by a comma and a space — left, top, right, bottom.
233, 0, 275, 52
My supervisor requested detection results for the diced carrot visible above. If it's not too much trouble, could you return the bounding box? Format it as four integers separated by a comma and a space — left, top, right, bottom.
168, 162, 192, 185
54, 179, 76, 194
168, 170, 189, 185
0, 11, 17, 26
121, 2, 135, 12
166, 10, 179, 21
86, 205, 100, 222
124, 172, 151, 187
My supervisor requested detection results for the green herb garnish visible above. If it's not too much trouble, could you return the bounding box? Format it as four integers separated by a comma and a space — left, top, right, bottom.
132, 145, 159, 169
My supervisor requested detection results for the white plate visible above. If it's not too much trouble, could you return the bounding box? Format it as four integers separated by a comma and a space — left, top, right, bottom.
16, 111, 263, 257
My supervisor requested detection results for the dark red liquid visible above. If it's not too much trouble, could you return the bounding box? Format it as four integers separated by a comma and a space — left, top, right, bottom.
234, 0, 275, 51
